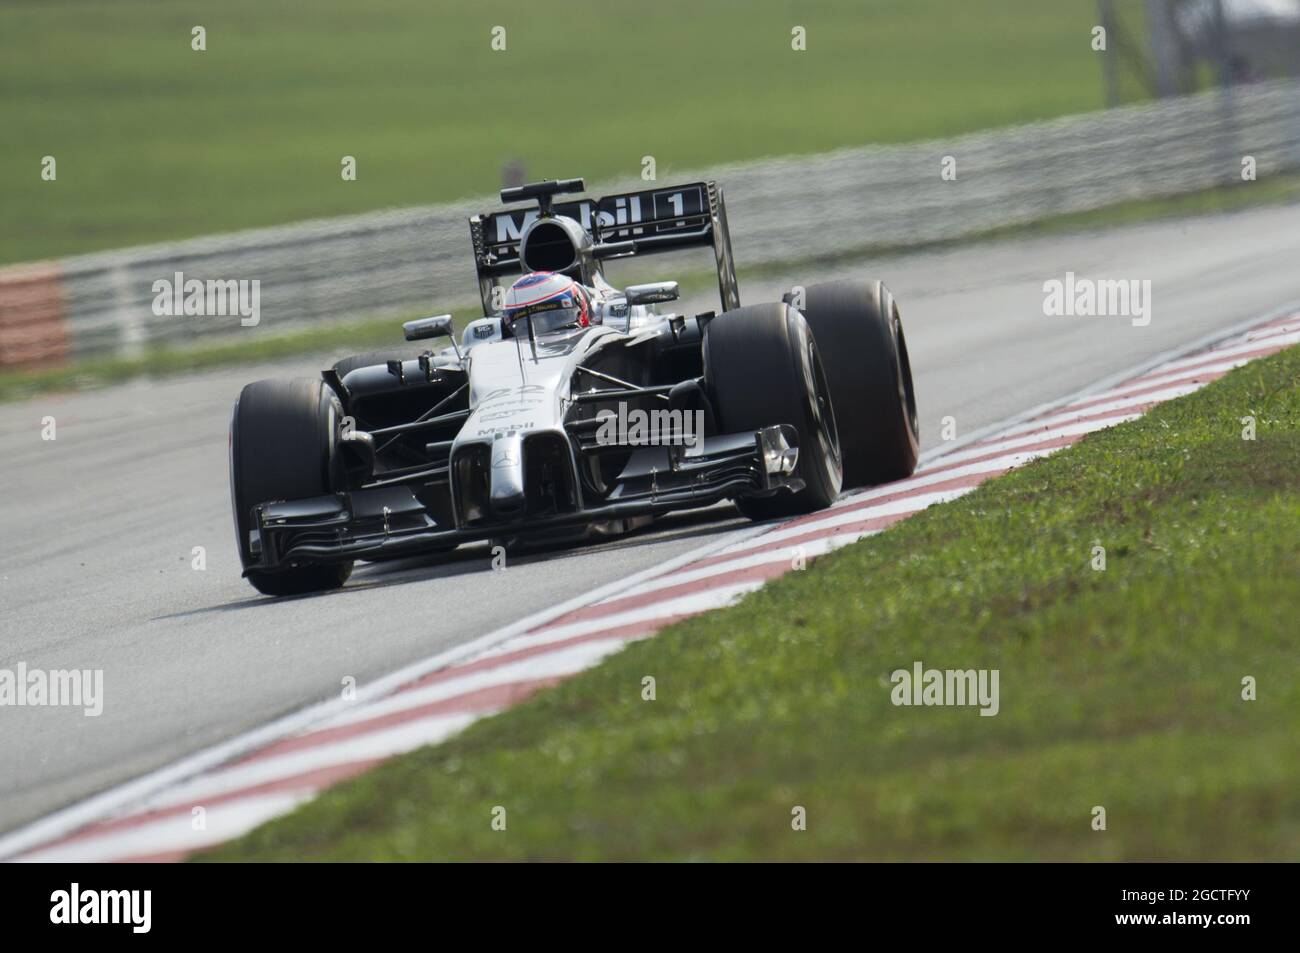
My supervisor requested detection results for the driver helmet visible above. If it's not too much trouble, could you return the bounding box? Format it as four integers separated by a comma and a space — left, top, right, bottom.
503, 272, 594, 336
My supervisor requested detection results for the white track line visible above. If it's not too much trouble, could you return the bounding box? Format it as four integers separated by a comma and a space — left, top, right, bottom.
18, 792, 315, 864
923, 415, 1139, 469
316, 637, 626, 732
1127, 353, 1268, 392
736, 487, 976, 546
1156, 328, 1299, 373
828, 447, 1053, 509
593, 534, 846, 605
997, 384, 1202, 438
138, 711, 484, 816
494, 581, 766, 648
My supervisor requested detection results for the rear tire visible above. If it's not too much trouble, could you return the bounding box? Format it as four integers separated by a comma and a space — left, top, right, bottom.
230, 379, 353, 596
785, 279, 919, 488
704, 302, 842, 520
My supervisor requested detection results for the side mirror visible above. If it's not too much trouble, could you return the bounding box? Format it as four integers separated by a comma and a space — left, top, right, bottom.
625, 281, 679, 305
403, 314, 456, 342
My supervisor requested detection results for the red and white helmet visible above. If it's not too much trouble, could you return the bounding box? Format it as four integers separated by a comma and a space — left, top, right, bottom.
503, 272, 593, 336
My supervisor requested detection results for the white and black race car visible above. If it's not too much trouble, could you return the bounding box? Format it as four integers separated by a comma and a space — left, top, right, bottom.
229, 178, 919, 595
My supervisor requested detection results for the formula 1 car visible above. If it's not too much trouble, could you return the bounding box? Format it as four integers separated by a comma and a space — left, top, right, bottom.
229, 178, 919, 595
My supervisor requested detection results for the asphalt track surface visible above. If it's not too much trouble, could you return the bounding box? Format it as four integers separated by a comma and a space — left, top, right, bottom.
1, 203, 1298, 833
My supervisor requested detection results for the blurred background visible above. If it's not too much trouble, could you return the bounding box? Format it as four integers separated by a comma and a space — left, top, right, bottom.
0, 0, 1297, 379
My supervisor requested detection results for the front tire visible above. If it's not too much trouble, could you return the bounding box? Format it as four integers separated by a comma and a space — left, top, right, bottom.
704, 302, 842, 520
230, 378, 353, 596
785, 279, 919, 488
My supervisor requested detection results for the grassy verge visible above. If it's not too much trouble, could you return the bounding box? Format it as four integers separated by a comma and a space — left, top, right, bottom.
203, 338, 1300, 862
5, 173, 1297, 405
2, 0, 1110, 264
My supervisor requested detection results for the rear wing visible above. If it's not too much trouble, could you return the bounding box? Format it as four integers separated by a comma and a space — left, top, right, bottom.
468, 180, 739, 314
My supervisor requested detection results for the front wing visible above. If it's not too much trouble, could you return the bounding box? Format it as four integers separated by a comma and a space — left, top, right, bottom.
246, 426, 801, 573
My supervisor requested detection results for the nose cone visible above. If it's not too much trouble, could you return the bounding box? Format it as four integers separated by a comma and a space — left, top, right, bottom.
489, 433, 526, 516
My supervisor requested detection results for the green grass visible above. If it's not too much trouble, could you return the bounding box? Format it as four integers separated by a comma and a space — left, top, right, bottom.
0, 0, 1111, 264
202, 339, 1300, 862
